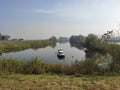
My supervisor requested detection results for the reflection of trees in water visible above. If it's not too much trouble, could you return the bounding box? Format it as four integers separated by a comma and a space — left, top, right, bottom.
57, 39, 69, 44
49, 36, 57, 48
30, 42, 57, 50
50, 42, 56, 48
70, 43, 84, 50
70, 41, 111, 65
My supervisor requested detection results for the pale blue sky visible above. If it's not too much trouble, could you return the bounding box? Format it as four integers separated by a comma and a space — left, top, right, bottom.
0, 0, 120, 39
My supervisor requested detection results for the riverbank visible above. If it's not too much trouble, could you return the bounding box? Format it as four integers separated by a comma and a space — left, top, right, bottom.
0, 57, 120, 76
0, 74, 120, 90
0, 40, 56, 54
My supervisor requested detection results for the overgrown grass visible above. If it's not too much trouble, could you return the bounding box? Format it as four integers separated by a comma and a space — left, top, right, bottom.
0, 57, 70, 75
0, 74, 120, 90
0, 57, 120, 75
0, 40, 55, 54
0, 56, 120, 89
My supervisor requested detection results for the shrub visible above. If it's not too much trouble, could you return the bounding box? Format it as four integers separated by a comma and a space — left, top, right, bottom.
23, 57, 45, 74
71, 59, 100, 75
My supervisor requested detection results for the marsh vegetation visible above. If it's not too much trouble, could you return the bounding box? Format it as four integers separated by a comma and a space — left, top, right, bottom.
0, 34, 120, 90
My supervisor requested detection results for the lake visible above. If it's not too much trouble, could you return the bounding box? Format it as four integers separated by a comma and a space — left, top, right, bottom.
0, 42, 86, 64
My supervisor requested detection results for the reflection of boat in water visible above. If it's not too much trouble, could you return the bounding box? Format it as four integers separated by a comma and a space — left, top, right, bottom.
57, 55, 65, 60
57, 49, 65, 60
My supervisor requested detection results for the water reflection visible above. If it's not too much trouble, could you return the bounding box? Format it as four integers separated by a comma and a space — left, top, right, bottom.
69, 42, 112, 67
69, 43, 84, 50
57, 55, 65, 60
0, 42, 85, 64
49, 42, 57, 48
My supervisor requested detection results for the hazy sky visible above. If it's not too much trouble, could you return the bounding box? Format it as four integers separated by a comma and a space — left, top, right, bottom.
0, 0, 120, 39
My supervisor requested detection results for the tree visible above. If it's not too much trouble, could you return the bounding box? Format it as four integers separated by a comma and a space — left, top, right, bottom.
0, 33, 1, 40
102, 30, 114, 41
1, 35, 10, 40
49, 36, 57, 48
49, 36, 57, 42
85, 34, 99, 50
69, 35, 86, 47
101, 30, 120, 69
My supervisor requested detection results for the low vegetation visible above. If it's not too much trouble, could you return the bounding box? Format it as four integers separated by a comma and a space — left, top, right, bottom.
0, 57, 119, 75
0, 34, 119, 75
0, 34, 120, 89
0, 56, 119, 90
0, 74, 120, 90
69, 34, 120, 74
0, 39, 56, 55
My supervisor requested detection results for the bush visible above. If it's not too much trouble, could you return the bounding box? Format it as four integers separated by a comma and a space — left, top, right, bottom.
24, 57, 45, 74
0, 58, 24, 73
71, 59, 100, 75
0, 57, 119, 75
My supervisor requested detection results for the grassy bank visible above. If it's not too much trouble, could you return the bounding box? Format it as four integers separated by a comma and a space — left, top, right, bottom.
0, 56, 119, 90
0, 58, 120, 90
0, 57, 120, 75
0, 40, 55, 54
0, 74, 120, 90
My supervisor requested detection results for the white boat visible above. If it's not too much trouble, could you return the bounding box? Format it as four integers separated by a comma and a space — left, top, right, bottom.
57, 49, 65, 57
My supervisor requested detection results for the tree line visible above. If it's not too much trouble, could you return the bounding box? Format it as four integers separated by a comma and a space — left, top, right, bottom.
0, 33, 10, 41
69, 33, 120, 73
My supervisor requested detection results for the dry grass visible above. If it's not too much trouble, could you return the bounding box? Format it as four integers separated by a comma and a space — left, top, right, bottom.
0, 40, 54, 54
0, 74, 120, 90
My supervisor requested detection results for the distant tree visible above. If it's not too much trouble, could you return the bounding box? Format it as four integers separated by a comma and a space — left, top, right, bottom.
85, 34, 98, 47
49, 36, 57, 42
102, 30, 120, 70
85, 34, 104, 51
49, 36, 57, 48
1, 35, 10, 40
0, 33, 1, 40
18, 38, 24, 41
102, 30, 114, 41
69, 35, 86, 47
58, 37, 69, 43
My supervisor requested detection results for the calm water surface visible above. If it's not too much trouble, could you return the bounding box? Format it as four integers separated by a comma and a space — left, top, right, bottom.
0, 43, 86, 64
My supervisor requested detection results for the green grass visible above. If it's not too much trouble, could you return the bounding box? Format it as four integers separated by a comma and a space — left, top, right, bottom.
0, 74, 120, 90
0, 40, 56, 54
0, 57, 120, 75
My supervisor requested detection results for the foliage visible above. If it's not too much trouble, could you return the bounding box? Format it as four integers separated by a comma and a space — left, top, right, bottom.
0, 33, 10, 41
69, 35, 86, 48
49, 36, 57, 43
69, 33, 120, 74
108, 44, 120, 72
71, 59, 100, 75
85, 34, 104, 52
0, 34, 120, 75
24, 57, 46, 74
1, 35, 10, 40
0, 57, 119, 75
84, 34, 120, 73
0, 39, 56, 53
